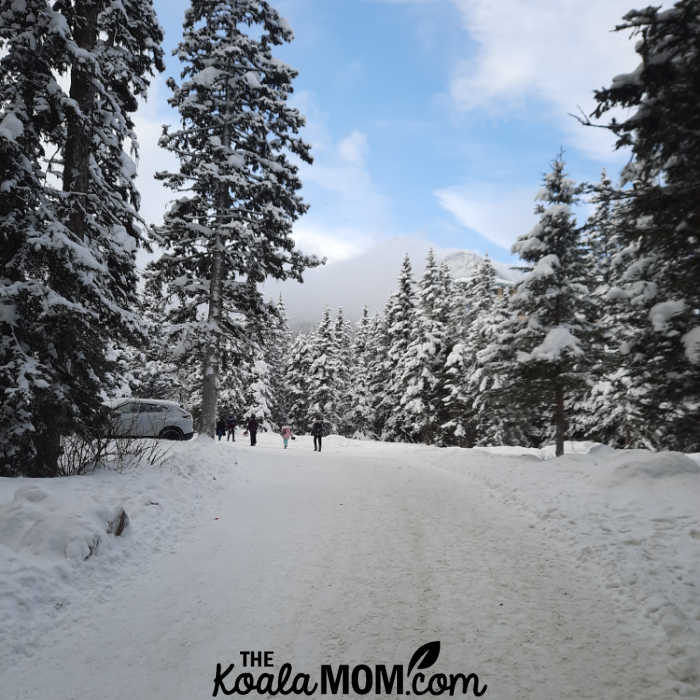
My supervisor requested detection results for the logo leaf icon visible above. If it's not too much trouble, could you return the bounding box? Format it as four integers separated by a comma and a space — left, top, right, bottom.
407, 641, 441, 676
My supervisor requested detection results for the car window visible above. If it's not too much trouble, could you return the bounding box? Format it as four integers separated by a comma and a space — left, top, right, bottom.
114, 403, 139, 414
140, 403, 168, 413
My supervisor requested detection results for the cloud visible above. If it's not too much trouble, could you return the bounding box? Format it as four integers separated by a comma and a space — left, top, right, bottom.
434, 184, 537, 249
338, 130, 368, 166
447, 0, 648, 160
288, 92, 394, 258
264, 236, 448, 324
132, 78, 179, 230
130, 83, 393, 269
292, 223, 373, 263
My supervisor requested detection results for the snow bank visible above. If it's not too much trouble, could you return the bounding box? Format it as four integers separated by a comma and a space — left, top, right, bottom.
603, 450, 700, 483
0, 484, 124, 562
0, 436, 235, 663
431, 444, 700, 693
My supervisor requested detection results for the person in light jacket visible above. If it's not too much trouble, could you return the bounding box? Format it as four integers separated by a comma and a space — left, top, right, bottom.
280, 425, 293, 449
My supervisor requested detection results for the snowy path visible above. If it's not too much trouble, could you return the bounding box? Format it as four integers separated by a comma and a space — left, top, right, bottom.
2, 435, 695, 699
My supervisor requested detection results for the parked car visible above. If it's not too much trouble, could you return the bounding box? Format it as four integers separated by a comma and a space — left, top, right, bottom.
104, 398, 193, 440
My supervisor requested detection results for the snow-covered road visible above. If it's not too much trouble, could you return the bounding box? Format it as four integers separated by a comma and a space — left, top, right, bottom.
2, 434, 698, 699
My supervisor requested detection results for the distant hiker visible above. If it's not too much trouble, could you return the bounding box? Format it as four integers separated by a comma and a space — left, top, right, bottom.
247, 415, 259, 446
216, 417, 226, 441
226, 415, 236, 442
311, 419, 323, 452
280, 425, 293, 449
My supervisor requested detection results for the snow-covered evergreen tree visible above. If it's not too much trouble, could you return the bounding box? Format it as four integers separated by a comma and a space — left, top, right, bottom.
149, 0, 319, 438
471, 291, 519, 446
242, 353, 273, 429
0, 0, 163, 475
308, 308, 341, 432
346, 307, 374, 438
331, 309, 352, 434
394, 317, 436, 443
482, 154, 591, 455
380, 255, 417, 441
590, 2, 700, 450
573, 172, 646, 446
443, 257, 498, 446
391, 251, 451, 444
285, 332, 313, 433
267, 295, 292, 427
365, 312, 389, 437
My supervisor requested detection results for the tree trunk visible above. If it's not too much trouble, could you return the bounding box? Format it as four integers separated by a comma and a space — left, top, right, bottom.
554, 382, 565, 456
32, 0, 100, 477
200, 243, 223, 438
63, 0, 98, 235
32, 404, 63, 477
199, 69, 232, 438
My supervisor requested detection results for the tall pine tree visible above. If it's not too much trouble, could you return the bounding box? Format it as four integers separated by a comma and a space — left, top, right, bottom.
589, 1, 700, 450
483, 154, 591, 455
149, 0, 319, 438
0, 0, 163, 475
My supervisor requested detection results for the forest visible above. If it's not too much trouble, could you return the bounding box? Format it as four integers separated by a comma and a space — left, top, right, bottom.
1, 0, 698, 476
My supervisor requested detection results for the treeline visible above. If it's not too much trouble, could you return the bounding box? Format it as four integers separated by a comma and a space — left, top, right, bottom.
1, 1, 698, 475
0, 0, 316, 475
263, 156, 699, 453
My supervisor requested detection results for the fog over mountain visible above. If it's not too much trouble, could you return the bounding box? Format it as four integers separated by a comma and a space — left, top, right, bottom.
264, 237, 524, 327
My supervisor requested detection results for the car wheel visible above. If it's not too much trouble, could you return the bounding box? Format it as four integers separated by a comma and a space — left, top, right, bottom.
159, 427, 184, 440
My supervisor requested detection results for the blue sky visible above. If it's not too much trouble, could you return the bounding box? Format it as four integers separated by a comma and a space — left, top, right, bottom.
137, 0, 648, 266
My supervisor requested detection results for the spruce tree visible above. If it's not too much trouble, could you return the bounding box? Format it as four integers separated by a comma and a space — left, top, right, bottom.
393, 251, 452, 444
589, 1, 700, 449
575, 172, 645, 445
243, 353, 273, 428
267, 295, 292, 427
285, 332, 313, 433
333, 308, 353, 435
442, 281, 473, 446
395, 317, 435, 442
308, 308, 340, 432
0, 0, 163, 475
346, 307, 374, 438
483, 154, 591, 455
471, 291, 519, 446
380, 255, 417, 441
150, 0, 319, 438
366, 312, 389, 437
443, 257, 498, 446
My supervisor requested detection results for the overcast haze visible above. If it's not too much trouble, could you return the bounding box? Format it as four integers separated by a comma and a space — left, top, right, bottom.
135, 0, 661, 321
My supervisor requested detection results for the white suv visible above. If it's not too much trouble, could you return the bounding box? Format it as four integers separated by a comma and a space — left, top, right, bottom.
105, 398, 193, 440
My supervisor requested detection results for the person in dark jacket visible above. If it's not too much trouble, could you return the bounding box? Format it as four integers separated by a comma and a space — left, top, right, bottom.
247, 415, 259, 446
226, 415, 236, 442
216, 417, 226, 441
311, 419, 323, 452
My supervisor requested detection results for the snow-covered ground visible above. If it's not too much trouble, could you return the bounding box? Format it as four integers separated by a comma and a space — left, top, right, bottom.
1, 434, 698, 699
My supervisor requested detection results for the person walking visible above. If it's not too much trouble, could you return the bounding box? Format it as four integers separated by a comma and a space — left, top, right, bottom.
247, 415, 259, 446
215, 417, 226, 441
311, 419, 323, 452
280, 424, 293, 449
226, 415, 236, 442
